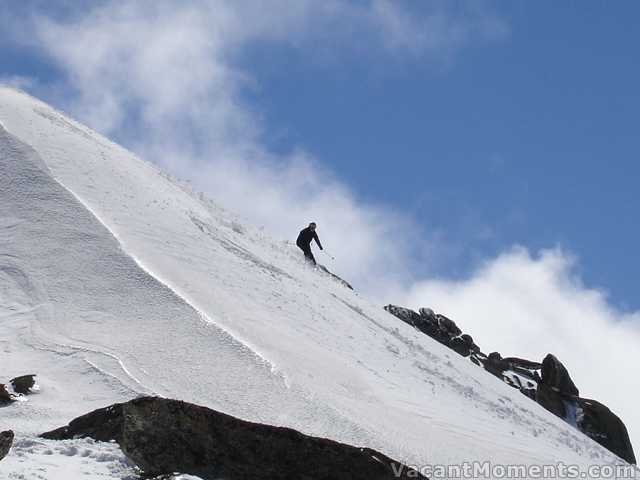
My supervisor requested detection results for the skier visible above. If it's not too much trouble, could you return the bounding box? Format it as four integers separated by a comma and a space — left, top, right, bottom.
296, 222, 323, 265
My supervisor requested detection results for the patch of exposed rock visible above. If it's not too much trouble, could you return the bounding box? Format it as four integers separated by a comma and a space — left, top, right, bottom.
0, 430, 14, 461
384, 304, 636, 464
42, 396, 427, 480
0, 374, 37, 403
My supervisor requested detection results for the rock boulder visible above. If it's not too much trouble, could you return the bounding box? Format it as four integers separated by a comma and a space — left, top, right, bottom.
579, 398, 636, 465
10, 374, 36, 394
384, 304, 637, 465
42, 396, 427, 480
0, 430, 14, 461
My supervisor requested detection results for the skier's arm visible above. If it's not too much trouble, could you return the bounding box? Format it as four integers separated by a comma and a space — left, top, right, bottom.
313, 232, 323, 250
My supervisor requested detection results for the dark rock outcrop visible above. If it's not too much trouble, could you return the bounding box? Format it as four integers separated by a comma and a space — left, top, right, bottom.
43, 403, 124, 443
0, 374, 37, 403
0, 430, 13, 461
540, 354, 579, 397
534, 355, 636, 464
10, 375, 36, 395
42, 396, 427, 480
536, 354, 579, 423
449, 334, 480, 358
579, 398, 636, 465
480, 352, 508, 377
0, 385, 12, 403
384, 304, 636, 465
384, 305, 478, 357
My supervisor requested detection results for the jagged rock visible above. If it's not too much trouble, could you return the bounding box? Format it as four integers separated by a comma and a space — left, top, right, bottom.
0, 375, 37, 403
436, 314, 461, 338
385, 305, 467, 351
42, 403, 125, 442
0, 430, 14, 461
384, 304, 637, 464
536, 354, 580, 423
10, 374, 36, 394
503, 357, 543, 374
473, 353, 539, 399
387, 305, 444, 342
519, 387, 538, 401
476, 352, 504, 378
449, 334, 479, 357
579, 398, 636, 465
418, 307, 436, 321
540, 354, 579, 397
416, 318, 441, 341
537, 383, 570, 419
0, 384, 13, 403
42, 397, 428, 480
534, 355, 636, 463
461, 334, 478, 350
384, 305, 421, 326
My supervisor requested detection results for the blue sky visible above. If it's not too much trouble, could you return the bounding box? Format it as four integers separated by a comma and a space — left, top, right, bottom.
0, 1, 638, 308
240, 1, 640, 308
2, 0, 640, 448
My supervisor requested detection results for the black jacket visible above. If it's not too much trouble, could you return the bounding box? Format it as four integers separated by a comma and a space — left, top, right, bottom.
297, 227, 322, 250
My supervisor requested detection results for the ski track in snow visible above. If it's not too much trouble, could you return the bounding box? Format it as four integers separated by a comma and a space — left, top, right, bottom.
0, 86, 636, 479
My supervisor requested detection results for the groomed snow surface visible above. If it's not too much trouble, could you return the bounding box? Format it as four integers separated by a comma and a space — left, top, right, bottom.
0, 86, 635, 479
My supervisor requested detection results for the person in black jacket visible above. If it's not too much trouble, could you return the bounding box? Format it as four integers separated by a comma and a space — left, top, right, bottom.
296, 222, 323, 264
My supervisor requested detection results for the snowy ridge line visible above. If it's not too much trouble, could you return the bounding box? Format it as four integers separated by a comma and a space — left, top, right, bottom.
36, 164, 283, 380
5, 86, 188, 204
4, 87, 111, 149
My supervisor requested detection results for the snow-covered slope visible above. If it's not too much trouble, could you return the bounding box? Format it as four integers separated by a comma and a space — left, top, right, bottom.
0, 86, 632, 478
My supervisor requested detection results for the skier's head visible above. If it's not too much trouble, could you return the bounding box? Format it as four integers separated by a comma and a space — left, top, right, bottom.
309, 222, 317, 230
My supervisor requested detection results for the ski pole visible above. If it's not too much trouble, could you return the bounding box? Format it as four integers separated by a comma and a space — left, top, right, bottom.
322, 250, 335, 261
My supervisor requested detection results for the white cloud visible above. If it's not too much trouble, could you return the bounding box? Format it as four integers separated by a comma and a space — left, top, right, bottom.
8, 0, 639, 458
21, 0, 507, 293
403, 247, 640, 453
0, 75, 37, 90
369, 0, 508, 57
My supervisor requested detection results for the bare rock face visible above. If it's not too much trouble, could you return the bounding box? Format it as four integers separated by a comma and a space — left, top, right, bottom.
579, 398, 636, 465
10, 374, 36, 394
0, 385, 12, 403
384, 304, 637, 465
42, 397, 427, 480
536, 354, 580, 421
42, 403, 124, 443
539, 354, 579, 397
0, 430, 14, 461
384, 304, 477, 356
0, 374, 37, 403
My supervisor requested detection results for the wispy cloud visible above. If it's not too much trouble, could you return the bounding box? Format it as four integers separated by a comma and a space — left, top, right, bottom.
0, 75, 37, 90
369, 0, 508, 57
17, 0, 508, 293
